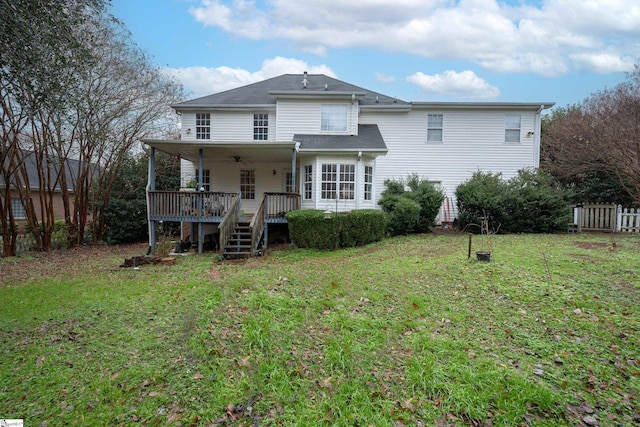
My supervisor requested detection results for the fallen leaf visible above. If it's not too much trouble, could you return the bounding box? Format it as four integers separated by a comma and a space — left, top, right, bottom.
193, 373, 204, 379
110, 372, 119, 381
148, 391, 161, 397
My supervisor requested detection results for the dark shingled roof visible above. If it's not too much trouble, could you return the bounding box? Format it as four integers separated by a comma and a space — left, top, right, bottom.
294, 124, 387, 152
172, 74, 408, 108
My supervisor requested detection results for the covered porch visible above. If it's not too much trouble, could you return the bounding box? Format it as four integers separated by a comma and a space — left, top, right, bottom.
143, 140, 301, 255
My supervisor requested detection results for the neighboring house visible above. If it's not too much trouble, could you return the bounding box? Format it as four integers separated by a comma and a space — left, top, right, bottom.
143, 73, 553, 255
0, 151, 77, 232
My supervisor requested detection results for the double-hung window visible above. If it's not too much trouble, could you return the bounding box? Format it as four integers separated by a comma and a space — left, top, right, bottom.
304, 165, 313, 200
196, 113, 210, 140
240, 170, 255, 199
427, 114, 443, 142
321, 104, 348, 132
505, 114, 521, 143
253, 113, 268, 140
364, 166, 373, 201
321, 163, 355, 200
11, 199, 26, 219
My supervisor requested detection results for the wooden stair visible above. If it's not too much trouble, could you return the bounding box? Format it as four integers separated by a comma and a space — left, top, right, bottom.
223, 220, 253, 258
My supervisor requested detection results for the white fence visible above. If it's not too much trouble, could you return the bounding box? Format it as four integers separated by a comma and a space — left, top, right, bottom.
571, 204, 640, 233
617, 206, 640, 233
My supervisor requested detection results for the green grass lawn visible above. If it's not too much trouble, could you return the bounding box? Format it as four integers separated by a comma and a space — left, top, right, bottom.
1, 233, 638, 426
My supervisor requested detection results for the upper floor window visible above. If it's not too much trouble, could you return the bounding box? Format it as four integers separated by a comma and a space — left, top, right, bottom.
364, 166, 373, 201
321, 104, 348, 132
253, 113, 268, 140
505, 114, 521, 143
427, 114, 443, 142
196, 113, 210, 140
304, 165, 313, 200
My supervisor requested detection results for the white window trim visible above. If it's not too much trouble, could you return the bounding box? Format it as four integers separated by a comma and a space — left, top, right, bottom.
427, 113, 443, 143
321, 104, 348, 133
196, 113, 211, 140
505, 114, 521, 143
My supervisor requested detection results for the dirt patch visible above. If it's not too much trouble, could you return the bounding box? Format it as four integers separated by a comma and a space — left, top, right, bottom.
0, 243, 148, 286
574, 241, 612, 250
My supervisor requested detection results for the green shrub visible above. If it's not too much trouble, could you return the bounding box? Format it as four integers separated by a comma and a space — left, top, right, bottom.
286, 209, 386, 250
503, 168, 571, 233
405, 174, 446, 231
383, 197, 421, 235
103, 198, 148, 244
455, 171, 507, 232
455, 169, 570, 234
379, 174, 443, 235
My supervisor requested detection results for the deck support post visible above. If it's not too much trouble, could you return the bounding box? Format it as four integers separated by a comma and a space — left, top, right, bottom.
147, 147, 157, 254
198, 148, 204, 254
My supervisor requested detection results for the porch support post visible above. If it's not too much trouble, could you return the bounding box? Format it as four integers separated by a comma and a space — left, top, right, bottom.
291, 142, 300, 193
147, 147, 157, 254
198, 148, 204, 254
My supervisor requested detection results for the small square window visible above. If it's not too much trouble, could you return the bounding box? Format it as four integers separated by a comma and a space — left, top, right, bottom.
321, 104, 348, 132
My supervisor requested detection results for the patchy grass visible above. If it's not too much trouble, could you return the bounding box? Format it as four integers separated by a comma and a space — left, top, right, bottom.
0, 234, 639, 426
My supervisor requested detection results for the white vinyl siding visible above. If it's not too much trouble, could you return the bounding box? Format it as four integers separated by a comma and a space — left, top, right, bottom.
275, 100, 357, 140
427, 114, 443, 142
505, 114, 521, 143
360, 109, 539, 220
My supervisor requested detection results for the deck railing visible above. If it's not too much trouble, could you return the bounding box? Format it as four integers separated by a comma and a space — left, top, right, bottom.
264, 192, 300, 220
219, 195, 240, 250
148, 191, 238, 221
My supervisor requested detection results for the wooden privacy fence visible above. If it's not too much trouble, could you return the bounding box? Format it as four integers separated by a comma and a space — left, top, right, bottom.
571, 204, 640, 233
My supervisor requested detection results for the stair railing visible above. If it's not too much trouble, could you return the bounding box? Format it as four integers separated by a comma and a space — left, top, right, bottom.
219, 194, 240, 250
249, 194, 267, 253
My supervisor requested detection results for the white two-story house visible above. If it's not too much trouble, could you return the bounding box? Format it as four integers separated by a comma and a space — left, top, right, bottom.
143, 73, 553, 255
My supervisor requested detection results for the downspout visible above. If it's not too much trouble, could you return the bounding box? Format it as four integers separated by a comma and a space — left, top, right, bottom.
292, 142, 300, 193
146, 147, 156, 254
534, 104, 544, 168
356, 151, 362, 209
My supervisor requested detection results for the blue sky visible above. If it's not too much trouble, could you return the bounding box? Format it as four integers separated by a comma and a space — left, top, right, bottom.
110, 0, 639, 109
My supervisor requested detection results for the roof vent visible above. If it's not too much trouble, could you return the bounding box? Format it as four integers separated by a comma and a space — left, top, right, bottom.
376, 96, 379, 103
302, 71, 308, 88
324, 84, 328, 91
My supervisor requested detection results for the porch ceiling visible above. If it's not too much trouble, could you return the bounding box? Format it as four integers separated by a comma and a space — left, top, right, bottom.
143, 140, 297, 163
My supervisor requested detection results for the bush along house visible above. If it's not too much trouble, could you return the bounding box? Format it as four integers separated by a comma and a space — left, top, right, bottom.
143, 73, 553, 256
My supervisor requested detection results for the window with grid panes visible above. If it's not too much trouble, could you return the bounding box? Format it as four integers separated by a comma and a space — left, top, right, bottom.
427, 114, 443, 142
321, 163, 355, 200
304, 165, 313, 200
253, 113, 268, 140
240, 170, 255, 199
196, 113, 210, 140
505, 114, 521, 143
11, 199, 26, 219
364, 166, 373, 201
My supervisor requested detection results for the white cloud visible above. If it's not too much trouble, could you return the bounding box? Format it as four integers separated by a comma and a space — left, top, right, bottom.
407, 70, 500, 100
163, 56, 336, 98
375, 73, 396, 83
188, 0, 640, 76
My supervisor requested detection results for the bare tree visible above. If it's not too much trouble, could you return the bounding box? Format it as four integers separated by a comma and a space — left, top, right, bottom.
541, 64, 640, 205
